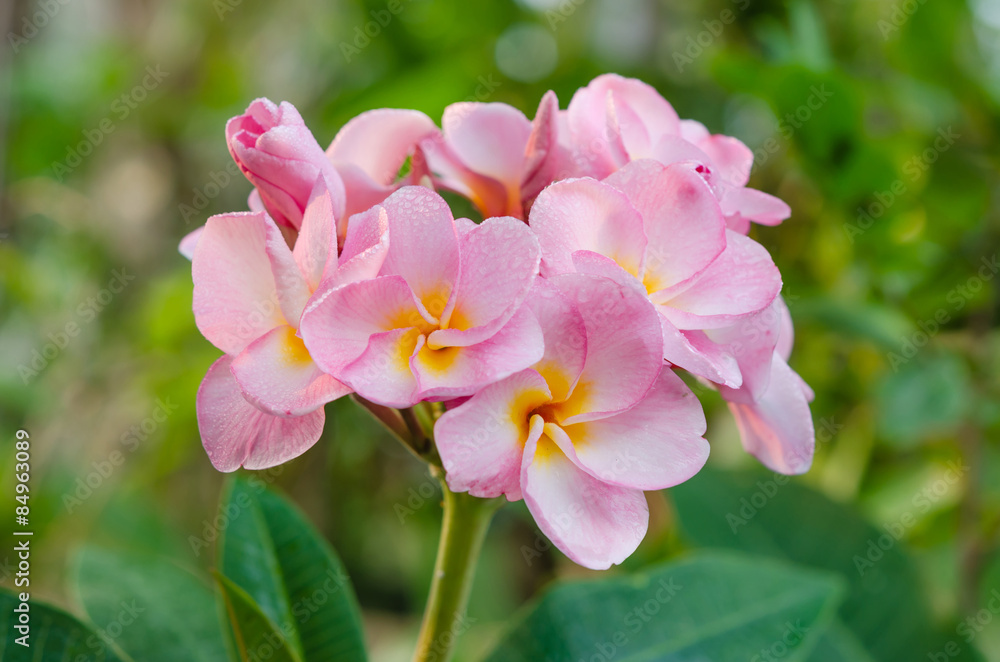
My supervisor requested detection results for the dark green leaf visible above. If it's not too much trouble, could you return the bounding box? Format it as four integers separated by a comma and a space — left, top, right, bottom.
483, 551, 843, 661
218, 475, 367, 662
215, 573, 301, 662
0, 588, 129, 662
71, 546, 228, 662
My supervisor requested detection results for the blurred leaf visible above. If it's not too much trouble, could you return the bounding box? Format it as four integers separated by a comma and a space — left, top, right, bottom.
807, 621, 876, 662
215, 573, 301, 662
672, 469, 985, 661
218, 476, 367, 662
0, 589, 130, 662
72, 546, 228, 662
876, 353, 972, 446
483, 551, 843, 661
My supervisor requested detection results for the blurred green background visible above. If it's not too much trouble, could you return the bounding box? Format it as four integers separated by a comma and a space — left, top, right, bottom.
1, 0, 998, 660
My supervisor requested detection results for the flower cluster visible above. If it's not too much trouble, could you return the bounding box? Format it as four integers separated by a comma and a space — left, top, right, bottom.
183, 74, 815, 569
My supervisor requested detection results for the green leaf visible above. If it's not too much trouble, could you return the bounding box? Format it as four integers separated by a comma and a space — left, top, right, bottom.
806, 621, 876, 662
71, 546, 228, 662
483, 552, 843, 661
217, 475, 367, 662
672, 469, 985, 661
0, 589, 129, 662
215, 573, 301, 662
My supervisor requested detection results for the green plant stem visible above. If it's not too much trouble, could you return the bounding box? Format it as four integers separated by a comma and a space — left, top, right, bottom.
412, 468, 503, 662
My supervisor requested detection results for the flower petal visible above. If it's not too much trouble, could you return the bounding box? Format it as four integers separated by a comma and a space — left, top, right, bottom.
340, 327, 422, 408
656, 230, 781, 330
521, 424, 648, 570
723, 354, 815, 475
558, 369, 708, 490
197, 355, 325, 472
605, 160, 727, 291
179, 226, 203, 260
547, 273, 663, 424
231, 325, 351, 417
720, 187, 791, 227
436, 369, 552, 501
528, 178, 647, 279
300, 275, 428, 377
293, 177, 340, 292
429, 216, 540, 348
413, 306, 545, 400
379, 186, 460, 317
192, 212, 298, 355
525, 278, 587, 403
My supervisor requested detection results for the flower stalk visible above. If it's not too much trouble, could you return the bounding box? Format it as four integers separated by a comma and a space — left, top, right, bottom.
412, 466, 503, 662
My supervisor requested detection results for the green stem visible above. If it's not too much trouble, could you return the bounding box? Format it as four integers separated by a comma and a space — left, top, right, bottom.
412, 468, 503, 662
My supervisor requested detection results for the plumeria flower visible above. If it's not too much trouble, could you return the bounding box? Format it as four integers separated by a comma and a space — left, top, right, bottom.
435, 274, 709, 569
227, 98, 346, 231
299, 186, 544, 408
192, 178, 387, 471
550, 74, 790, 232
326, 108, 441, 220
529, 159, 782, 390
420, 94, 560, 221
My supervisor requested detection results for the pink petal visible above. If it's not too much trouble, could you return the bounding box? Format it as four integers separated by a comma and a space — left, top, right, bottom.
703, 296, 787, 399
698, 135, 753, 187
231, 325, 351, 417
436, 369, 552, 501
557, 369, 708, 490
413, 306, 545, 400
378, 186, 460, 318
660, 320, 742, 388
428, 216, 540, 348
300, 275, 428, 378
442, 102, 532, 191
547, 273, 663, 424
192, 212, 299, 355
525, 279, 587, 403
521, 425, 648, 570
521, 90, 563, 206
656, 230, 781, 330
723, 354, 815, 475
179, 226, 204, 260
197, 355, 325, 472
528, 178, 647, 279
605, 160, 727, 292
326, 108, 440, 218
293, 177, 340, 292
720, 187, 791, 226
340, 327, 422, 408
420, 136, 511, 219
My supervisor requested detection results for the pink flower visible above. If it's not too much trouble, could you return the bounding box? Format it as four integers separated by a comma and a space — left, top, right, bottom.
435, 274, 708, 569
326, 108, 440, 220
299, 186, 544, 408
561, 74, 790, 232
191, 178, 382, 471
420, 94, 560, 220
529, 159, 782, 389
226, 98, 345, 231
